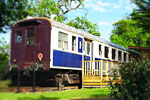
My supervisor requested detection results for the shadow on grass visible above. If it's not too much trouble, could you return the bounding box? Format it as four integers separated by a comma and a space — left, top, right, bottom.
71, 94, 114, 100
72, 98, 114, 100
17, 95, 59, 100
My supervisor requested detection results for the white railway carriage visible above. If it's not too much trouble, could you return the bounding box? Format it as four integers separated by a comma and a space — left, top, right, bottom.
50, 19, 139, 69
10, 17, 140, 86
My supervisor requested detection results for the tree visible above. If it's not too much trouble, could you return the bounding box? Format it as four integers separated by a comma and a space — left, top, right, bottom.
0, 0, 84, 33
28, 0, 100, 36
28, 0, 84, 22
0, 38, 9, 80
131, 0, 150, 33
1, 0, 100, 37
67, 13, 100, 36
0, 0, 28, 33
110, 18, 150, 48
131, 0, 150, 45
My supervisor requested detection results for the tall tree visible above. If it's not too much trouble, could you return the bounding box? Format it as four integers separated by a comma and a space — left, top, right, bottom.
1, 0, 100, 37
28, 0, 100, 36
0, 0, 28, 33
67, 13, 100, 36
131, 0, 150, 33
110, 18, 150, 48
28, 0, 84, 22
131, 0, 150, 45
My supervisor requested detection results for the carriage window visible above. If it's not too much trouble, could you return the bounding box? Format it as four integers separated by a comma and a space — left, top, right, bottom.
27, 28, 35, 45
124, 53, 127, 62
58, 32, 68, 50
118, 51, 122, 61
112, 49, 116, 60
105, 46, 109, 58
129, 54, 131, 60
99, 44, 102, 56
83, 42, 85, 51
87, 42, 90, 55
72, 36, 76, 51
16, 31, 22, 43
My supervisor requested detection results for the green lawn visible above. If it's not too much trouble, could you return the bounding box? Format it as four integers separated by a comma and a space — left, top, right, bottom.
0, 88, 111, 100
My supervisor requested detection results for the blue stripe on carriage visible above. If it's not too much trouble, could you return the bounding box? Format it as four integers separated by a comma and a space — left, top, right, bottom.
95, 58, 101, 60
84, 55, 90, 61
53, 50, 82, 68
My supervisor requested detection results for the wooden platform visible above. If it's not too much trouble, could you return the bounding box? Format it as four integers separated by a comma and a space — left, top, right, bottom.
82, 60, 121, 88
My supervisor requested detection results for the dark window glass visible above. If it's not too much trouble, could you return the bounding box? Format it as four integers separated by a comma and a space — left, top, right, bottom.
112, 49, 116, 60
99, 45, 102, 55
129, 54, 131, 60
118, 51, 122, 61
105, 46, 109, 58
27, 28, 35, 45
124, 53, 127, 62
72, 36, 76, 51
16, 31, 22, 43
87, 42, 90, 55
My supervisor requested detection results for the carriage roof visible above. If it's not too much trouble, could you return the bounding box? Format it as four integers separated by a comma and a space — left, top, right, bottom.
14, 17, 141, 56
51, 20, 141, 55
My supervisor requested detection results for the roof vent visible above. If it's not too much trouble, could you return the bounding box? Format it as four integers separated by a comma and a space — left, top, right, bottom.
26, 16, 33, 19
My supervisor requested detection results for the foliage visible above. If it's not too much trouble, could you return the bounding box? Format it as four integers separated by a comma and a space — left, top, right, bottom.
131, 0, 150, 45
111, 0, 150, 47
0, 38, 10, 80
67, 13, 100, 36
0, 0, 28, 33
28, 0, 60, 20
0, 0, 83, 32
0, 88, 110, 100
110, 60, 150, 100
110, 18, 150, 48
131, 0, 150, 33
28, 0, 84, 22
28, 0, 100, 35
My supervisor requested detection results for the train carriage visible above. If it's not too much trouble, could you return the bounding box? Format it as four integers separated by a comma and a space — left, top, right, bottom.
10, 17, 140, 86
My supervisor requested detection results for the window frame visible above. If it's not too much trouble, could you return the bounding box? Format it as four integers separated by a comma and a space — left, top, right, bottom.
72, 36, 76, 51
118, 50, 122, 61
26, 28, 35, 45
58, 31, 68, 50
124, 52, 127, 62
112, 48, 116, 60
104, 46, 109, 58
86, 42, 90, 55
16, 30, 22, 43
99, 44, 102, 56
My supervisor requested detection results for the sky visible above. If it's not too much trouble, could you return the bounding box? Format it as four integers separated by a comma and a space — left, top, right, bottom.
67, 0, 136, 40
0, 0, 137, 44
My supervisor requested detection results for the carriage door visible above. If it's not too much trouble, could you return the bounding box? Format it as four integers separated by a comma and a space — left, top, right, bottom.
22, 26, 36, 63
84, 39, 93, 61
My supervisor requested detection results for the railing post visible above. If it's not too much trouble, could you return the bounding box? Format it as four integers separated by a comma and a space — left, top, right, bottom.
101, 60, 103, 81
111, 62, 114, 79
106, 61, 109, 81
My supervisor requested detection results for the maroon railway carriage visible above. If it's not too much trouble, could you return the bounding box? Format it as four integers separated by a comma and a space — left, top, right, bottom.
10, 17, 81, 86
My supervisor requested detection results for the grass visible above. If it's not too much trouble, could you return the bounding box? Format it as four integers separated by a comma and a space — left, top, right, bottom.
0, 88, 111, 100
0, 80, 11, 88
0, 80, 11, 92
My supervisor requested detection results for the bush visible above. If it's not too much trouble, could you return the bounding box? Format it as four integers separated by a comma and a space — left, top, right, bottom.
0, 38, 10, 80
0, 53, 10, 80
110, 60, 150, 100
